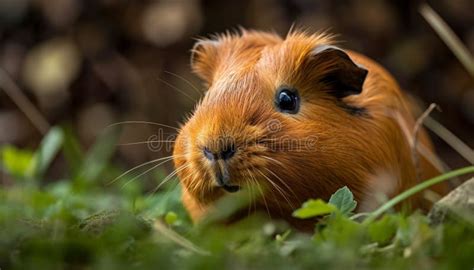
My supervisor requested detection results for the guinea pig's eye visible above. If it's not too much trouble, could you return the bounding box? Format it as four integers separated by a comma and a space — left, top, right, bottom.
275, 87, 300, 114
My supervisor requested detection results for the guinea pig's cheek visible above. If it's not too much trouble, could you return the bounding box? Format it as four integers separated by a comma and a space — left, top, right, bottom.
173, 134, 188, 174
173, 133, 201, 185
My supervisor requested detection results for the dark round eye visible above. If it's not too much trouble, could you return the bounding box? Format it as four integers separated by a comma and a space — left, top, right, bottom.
275, 88, 299, 114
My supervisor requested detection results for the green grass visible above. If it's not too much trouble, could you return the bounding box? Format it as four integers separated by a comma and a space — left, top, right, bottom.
0, 126, 473, 269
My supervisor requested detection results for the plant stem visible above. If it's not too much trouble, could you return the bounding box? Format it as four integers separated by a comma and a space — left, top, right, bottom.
424, 116, 474, 164
363, 166, 474, 224
420, 4, 474, 77
0, 68, 50, 135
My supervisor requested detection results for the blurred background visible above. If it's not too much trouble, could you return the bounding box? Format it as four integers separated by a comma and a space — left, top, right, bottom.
0, 0, 473, 182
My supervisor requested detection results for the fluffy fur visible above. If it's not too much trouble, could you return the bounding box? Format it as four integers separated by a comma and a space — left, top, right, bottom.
173, 29, 448, 230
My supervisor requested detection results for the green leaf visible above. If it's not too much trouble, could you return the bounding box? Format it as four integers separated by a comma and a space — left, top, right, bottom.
314, 213, 365, 246
164, 211, 178, 225
368, 215, 398, 245
62, 125, 84, 177
292, 199, 337, 219
275, 229, 291, 244
328, 186, 357, 216
34, 127, 64, 177
78, 127, 120, 183
0, 145, 37, 179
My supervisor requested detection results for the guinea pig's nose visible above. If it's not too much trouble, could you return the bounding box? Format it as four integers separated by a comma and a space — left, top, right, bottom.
203, 145, 236, 161
220, 145, 236, 160
203, 147, 216, 161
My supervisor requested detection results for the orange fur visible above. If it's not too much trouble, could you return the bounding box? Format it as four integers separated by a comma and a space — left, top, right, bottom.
173, 29, 448, 230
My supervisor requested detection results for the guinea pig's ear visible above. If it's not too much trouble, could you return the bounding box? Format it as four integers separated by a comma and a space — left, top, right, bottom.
311, 45, 368, 98
191, 39, 221, 84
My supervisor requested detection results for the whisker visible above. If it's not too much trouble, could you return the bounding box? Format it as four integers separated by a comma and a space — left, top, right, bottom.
261, 156, 284, 166
243, 175, 253, 218
107, 155, 177, 185
160, 172, 191, 202
250, 176, 257, 214
158, 179, 183, 211
118, 140, 176, 146
163, 70, 202, 96
150, 164, 190, 195
106, 120, 180, 132
262, 167, 299, 199
256, 169, 295, 210
261, 156, 301, 194
157, 77, 197, 103
247, 169, 270, 218
244, 169, 257, 214
120, 157, 175, 189
253, 167, 284, 216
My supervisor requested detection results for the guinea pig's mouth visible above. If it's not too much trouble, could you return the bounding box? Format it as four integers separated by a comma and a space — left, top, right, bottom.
220, 184, 240, 193
214, 160, 240, 193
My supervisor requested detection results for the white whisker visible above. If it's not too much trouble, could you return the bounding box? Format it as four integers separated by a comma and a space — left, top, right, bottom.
118, 140, 176, 146
120, 157, 175, 189
256, 169, 295, 210
163, 70, 202, 96
106, 121, 180, 132
248, 169, 270, 218
263, 167, 298, 199
108, 155, 177, 185
157, 77, 197, 103
150, 164, 190, 195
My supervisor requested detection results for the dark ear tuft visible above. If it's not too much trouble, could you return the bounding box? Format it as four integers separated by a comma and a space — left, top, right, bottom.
311, 45, 368, 98
190, 39, 220, 83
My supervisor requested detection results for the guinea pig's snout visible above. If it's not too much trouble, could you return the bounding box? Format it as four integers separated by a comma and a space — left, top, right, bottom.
202, 145, 236, 161
202, 145, 240, 193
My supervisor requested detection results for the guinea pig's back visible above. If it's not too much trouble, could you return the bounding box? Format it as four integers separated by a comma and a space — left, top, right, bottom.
347, 51, 449, 209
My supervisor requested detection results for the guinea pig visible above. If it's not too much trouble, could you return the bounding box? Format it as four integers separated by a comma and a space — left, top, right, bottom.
172, 29, 448, 229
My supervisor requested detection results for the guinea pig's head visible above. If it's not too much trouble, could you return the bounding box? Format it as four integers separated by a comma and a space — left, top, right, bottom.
173, 30, 369, 216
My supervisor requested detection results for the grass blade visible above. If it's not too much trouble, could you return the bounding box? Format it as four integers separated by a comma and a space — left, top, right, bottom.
420, 4, 474, 77
363, 166, 474, 224
62, 125, 85, 176
153, 220, 210, 256
424, 116, 474, 164
34, 127, 64, 177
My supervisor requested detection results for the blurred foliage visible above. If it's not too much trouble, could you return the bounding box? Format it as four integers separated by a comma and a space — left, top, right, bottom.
1, 1, 474, 269
0, 128, 473, 269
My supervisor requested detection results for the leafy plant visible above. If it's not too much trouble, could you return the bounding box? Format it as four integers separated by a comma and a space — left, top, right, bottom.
0, 125, 473, 269
328, 186, 357, 216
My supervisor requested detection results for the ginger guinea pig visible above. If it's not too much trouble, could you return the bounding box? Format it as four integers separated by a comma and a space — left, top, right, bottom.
173, 29, 448, 229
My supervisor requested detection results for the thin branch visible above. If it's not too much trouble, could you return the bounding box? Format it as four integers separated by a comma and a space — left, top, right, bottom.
0, 68, 50, 135
424, 116, 474, 165
420, 4, 474, 77
412, 103, 438, 181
